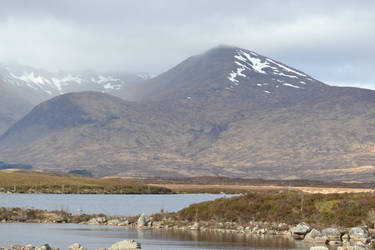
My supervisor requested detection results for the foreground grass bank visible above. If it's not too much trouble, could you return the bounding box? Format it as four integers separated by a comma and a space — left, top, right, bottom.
175, 191, 375, 228
0, 171, 172, 194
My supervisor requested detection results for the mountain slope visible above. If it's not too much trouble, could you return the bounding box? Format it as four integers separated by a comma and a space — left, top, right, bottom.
0, 63, 146, 105
0, 92, 196, 176
195, 89, 375, 180
1, 46, 375, 181
0, 80, 32, 134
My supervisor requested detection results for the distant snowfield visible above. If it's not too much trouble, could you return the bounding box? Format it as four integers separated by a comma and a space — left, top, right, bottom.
7, 70, 124, 96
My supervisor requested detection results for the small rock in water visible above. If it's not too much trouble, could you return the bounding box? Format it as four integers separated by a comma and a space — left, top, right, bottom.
24, 244, 36, 250
107, 219, 120, 225
304, 228, 321, 241
349, 226, 371, 244
137, 213, 150, 227
36, 244, 56, 250
11, 245, 24, 250
322, 227, 341, 241
88, 217, 107, 225
290, 222, 311, 239
309, 246, 329, 250
190, 222, 200, 230
108, 240, 141, 249
69, 243, 87, 250
4, 244, 59, 250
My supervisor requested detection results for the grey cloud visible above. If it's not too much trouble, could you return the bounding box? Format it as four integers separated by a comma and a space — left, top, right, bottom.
0, 0, 374, 88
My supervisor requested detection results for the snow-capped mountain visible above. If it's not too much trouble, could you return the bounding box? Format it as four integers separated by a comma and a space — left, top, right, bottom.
3, 45, 375, 181
0, 63, 145, 104
135, 46, 328, 108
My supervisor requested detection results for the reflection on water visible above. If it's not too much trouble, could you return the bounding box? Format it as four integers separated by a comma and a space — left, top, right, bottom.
139, 229, 307, 249
0, 223, 308, 250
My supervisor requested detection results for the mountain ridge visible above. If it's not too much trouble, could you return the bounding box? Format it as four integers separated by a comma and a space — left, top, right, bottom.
1, 46, 375, 181
0, 63, 146, 105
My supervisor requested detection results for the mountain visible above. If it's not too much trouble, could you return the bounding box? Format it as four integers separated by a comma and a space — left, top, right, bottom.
133, 46, 332, 127
0, 91, 189, 177
1, 46, 375, 181
0, 63, 146, 105
135, 45, 327, 103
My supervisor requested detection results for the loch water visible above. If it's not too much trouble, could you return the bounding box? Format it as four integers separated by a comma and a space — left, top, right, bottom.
0, 193, 231, 216
0, 223, 307, 249
0, 194, 308, 249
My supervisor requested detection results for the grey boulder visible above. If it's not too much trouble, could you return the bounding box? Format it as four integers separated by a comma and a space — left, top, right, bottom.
349, 227, 371, 244
290, 222, 311, 239
322, 227, 341, 241
137, 214, 150, 227
68, 243, 87, 250
108, 240, 141, 250
309, 246, 329, 250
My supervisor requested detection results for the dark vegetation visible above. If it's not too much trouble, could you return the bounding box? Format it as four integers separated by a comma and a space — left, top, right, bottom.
0, 171, 172, 194
0, 161, 32, 170
68, 169, 93, 177
175, 191, 375, 228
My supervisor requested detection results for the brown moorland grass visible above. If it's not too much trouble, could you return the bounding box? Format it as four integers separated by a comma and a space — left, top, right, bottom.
123, 176, 375, 194
150, 183, 375, 194
174, 191, 375, 228
0, 170, 172, 194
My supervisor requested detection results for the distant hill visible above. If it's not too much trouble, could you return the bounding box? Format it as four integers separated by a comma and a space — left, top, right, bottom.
1, 46, 375, 181
0, 160, 32, 170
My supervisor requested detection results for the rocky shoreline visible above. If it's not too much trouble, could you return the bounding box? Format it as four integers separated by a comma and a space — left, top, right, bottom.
0, 240, 141, 250
2, 208, 375, 250
76, 214, 375, 249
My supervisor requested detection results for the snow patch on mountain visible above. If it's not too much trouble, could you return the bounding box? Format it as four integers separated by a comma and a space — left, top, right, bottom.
283, 83, 302, 89
9, 72, 58, 95
228, 49, 310, 87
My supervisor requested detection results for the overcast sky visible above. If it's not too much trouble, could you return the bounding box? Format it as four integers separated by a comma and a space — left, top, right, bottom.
0, 0, 374, 89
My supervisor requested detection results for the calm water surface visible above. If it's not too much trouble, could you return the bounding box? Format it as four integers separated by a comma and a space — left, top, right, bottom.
0, 194, 309, 249
0, 223, 308, 250
0, 194, 232, 216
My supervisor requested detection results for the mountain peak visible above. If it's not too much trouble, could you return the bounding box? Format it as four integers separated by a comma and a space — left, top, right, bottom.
200, 45, 314, 80
136, 45, 327, 104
